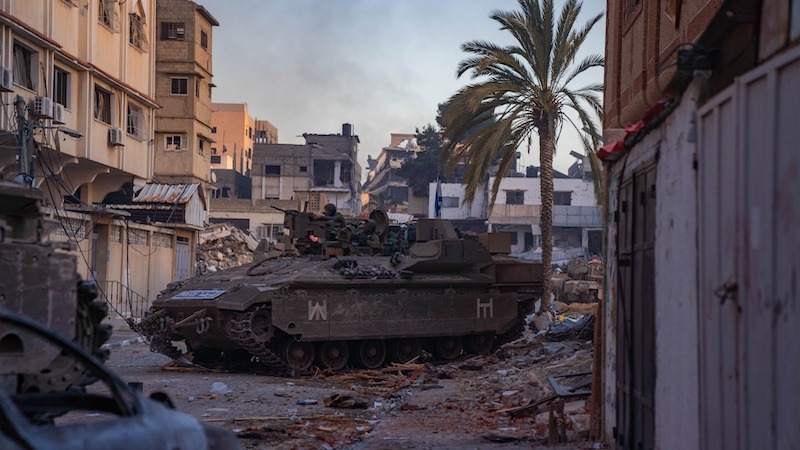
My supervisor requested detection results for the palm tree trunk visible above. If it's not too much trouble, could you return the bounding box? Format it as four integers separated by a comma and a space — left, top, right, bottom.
538, 117, 554, 314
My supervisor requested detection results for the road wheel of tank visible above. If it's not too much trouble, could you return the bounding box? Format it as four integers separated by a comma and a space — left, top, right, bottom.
434, 336, 463, 361
465, 333, 495, 355
354, 340, 386, 369
283, 340, 315, 372
250, 309, 275, 343
316, 341, 349, 371
388, 338, 422, 364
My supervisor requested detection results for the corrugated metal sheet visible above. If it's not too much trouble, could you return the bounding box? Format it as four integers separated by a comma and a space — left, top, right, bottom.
134, 183, 200, 204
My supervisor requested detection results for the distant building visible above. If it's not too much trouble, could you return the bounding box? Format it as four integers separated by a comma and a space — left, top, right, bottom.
209, 103, 277, 200
362, 133, 421, 212
153, 0, 218, 202
252, 123, 362, 216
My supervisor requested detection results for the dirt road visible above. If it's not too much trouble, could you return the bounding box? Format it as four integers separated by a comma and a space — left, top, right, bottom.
77, 333, 595, 449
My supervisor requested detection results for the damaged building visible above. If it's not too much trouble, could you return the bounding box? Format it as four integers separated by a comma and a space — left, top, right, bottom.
252, 123, 362, 216
598, 0, 799, 449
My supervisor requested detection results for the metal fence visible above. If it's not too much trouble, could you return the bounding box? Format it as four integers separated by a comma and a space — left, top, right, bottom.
97, 280, 148, 322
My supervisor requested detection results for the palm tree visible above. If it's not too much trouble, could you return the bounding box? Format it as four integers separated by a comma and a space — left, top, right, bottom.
440, 0, 604, 313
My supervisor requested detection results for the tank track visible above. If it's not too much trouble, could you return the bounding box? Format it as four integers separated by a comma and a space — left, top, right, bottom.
227, 305, 292, 376
138, 308, 183, 359
20, 281, 112, 393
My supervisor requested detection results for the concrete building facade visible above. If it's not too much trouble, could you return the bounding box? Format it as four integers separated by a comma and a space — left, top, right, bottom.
362, 133, 420, 212
600, 0, 800, 449
153, 0, 217, 195
0, 0, 197, 318
252, 123, 362, 216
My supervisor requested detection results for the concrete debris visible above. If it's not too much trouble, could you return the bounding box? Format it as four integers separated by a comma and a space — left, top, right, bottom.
552, 257, 603, 304
196, 223, 259, 274
210, 381, 232, 395
546, 314, 595, 342
323, 394, 369, 409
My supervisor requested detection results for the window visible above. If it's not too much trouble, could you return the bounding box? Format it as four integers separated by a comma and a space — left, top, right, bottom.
170, 77, 188, 95
554, 191, 572, 206
129, 13, 147, 50
248, 127, 252, 138
53, 67, 70, 108
506, 190, 525, 205
94, 85, 112, 124
13, 43, 37, 90
442, 197, 459, 208
211, 147, 217, 154
99, 0, 119, 31
200, 30, 208, 49
210, 155, 221, 164
195, 79, 200, 97
126, 103, 145, 139
506, 232, 518, 245
299, 166, 308, 173
198, 140, 204, 155
211, 127, 217, 134
264, 165, 281, 176
165, 135, 185, 151
161, 22, 185, 40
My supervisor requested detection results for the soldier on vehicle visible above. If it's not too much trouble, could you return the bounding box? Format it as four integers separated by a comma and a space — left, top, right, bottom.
353, 219, 381, 251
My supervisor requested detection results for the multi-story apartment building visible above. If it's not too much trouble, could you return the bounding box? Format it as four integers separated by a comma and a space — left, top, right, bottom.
209, 102, 277, 199
361, 133, 420, 212
153, 0, 217, 195
0, 0, 199, 318
252, 123, 362, 216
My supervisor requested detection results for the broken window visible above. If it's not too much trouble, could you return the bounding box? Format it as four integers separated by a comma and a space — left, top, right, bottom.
506, 190, 525, 205
126, 102, 145, 139
129, 12, 147, 51
13, 42, 37, 91
99, 0, 119, 31
554, 191, 572, 206
161, 22, 185, 40
165, 135, 185, 151
94, 85, 112, 124
313, 160, 335, 186
340, 161, 353, 184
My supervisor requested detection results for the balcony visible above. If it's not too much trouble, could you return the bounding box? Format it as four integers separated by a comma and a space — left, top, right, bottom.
489, 204, 540, 224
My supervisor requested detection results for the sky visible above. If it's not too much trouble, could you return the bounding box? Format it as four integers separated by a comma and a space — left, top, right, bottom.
200, 0, 606, 176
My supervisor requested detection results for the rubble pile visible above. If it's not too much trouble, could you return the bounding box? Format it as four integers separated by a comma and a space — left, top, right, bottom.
552, 257, 603, 304
196, 223, 260, 275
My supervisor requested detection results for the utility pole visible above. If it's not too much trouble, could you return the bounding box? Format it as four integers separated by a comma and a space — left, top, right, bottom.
14, 95, 30, 185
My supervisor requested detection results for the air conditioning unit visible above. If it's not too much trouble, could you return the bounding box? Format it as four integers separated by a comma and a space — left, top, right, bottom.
108, 127, 125, 147
0, 68, 12, 92
52, 104, 66, 124
33, 96, 54, 119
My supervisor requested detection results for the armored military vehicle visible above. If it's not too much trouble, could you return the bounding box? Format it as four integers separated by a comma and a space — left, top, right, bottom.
0, 181, 111, 394
140, 212, 543, 374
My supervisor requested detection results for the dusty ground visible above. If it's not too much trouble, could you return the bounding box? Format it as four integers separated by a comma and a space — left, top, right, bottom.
70, 330, 598, 450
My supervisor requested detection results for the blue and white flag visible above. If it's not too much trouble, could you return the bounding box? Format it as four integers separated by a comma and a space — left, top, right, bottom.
434, 173, 442, 218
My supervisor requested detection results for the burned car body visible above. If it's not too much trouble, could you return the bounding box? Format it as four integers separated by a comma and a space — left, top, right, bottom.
0, 308, 239, 450
141, 213, 543, 374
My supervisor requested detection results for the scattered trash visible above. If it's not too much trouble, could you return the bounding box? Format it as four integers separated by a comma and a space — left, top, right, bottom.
546, 314, 595, 341
187, 396, 195, 402
210, 381, 232, 395
297, 399, 318, 405
323, 394, 369, 409
502, 390, 518, 397
496, 369, 510, 377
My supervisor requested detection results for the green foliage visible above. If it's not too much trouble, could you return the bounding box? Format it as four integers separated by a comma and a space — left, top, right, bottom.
396, 124, 451, 197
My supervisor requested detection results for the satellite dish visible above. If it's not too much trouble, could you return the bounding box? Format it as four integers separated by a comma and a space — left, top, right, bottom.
369, 209, 389, 236
211, 172, 217, 183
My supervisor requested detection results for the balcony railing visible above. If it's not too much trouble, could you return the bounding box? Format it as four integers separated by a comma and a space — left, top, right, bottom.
97, 280, 148, 322
489, 204, 541, 223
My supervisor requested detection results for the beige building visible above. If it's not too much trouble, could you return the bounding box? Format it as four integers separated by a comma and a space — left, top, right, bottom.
209, 102, 277, 176
0, 0, 197, 319
153, 0, 217, 194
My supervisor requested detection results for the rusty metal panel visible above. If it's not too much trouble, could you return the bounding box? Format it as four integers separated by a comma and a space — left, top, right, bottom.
698, 44, 800, 450
773, 53, 800, 450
